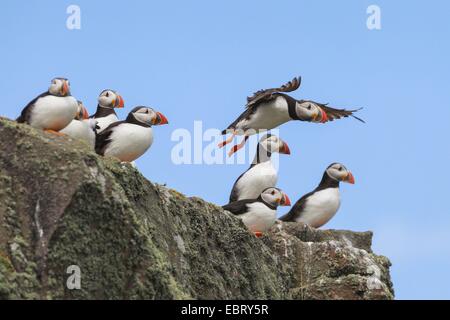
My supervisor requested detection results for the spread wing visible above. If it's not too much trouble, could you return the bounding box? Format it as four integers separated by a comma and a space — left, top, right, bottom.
222, 199, 256, 216
95, 120, 124, 155
246, 76, 301, 108
16, 92, 49, 123
320, 104, 365, 123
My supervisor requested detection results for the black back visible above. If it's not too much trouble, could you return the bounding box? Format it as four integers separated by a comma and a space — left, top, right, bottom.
279, 171, 339, 222
90, 105, 117, 119
228, 135, 274, 203
223, 194, 276, 216
16, 92, 50, 123
94, 120, 125, 155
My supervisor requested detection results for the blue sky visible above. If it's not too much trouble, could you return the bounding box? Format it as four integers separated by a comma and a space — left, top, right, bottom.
1, 0, 449, 299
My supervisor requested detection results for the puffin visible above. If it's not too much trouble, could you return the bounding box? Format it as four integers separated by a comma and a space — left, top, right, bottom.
279, 163, 355, 228
16, 77, 78, 134
95, 106, 168, 162
90, 89, 124, 133
219, 77, 364, 156
228, 133, 290, 203
60, 101, 98, 149
222, 187, 291, 237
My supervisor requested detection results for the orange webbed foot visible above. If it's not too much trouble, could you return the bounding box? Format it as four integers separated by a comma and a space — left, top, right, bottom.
254, 231, 263, 238
44, 129, 65, 136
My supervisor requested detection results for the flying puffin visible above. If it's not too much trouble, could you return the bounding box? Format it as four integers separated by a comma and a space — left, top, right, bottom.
90, 89, 124, 133
279, 163, 355, 228
219, 77, 364, 156
60, 101, 98, 149
16, 77, 78, 134
228, 133, 290, 203
222, 187, 291, 237
95, 106, 168, 162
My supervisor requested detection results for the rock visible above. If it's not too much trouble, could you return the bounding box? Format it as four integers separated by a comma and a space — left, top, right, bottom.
0, 117, 394, 299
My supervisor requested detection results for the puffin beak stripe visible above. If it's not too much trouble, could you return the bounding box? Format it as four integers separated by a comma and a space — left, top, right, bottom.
346, 172, 355, 184
61, 81, 69, 96
155, 112, 168, 125
82, 107, 89, 120
281, 193, 291, 206
116, 95, 124, 108
280, 141, 291, 155
319, 107, 328, 123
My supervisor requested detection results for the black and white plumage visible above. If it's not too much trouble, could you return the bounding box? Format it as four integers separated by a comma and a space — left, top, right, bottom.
279, 163, 355, 228
219, 77, 364, 156
60, 101, 98, 149
90, 89, 124, 133
95, 106, 168, 162
223, 187, 291, 236
16, 78, 78, 132
229, 134, 290, 203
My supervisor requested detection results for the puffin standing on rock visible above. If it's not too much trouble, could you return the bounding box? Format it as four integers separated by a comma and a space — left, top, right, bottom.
228, 133, 290, 203
90, 89, 125, 133
60, 101, 98, 149
16, 78, 78, 134
223, 187, 291, 237
220, 77, 364, 156
279, 163, 355, 228
95, 106, 168, 162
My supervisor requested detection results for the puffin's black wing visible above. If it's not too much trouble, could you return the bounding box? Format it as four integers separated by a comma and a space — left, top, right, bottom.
95, 121, 125, 155
278, 191, 313, 222
222, 199, 257, 216
16, 92, 49, 123
319, 104, 365, 123
246, 76, 301, 108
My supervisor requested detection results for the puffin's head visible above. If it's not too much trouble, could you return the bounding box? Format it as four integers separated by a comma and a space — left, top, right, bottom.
326, 163, 355, 184
129, 106, 168, 127
49, 78, 71, 97
260, 187, 291, 208
98, 89, 124, 109
295, 100, 328, 123
258, 134, 290, 155
74, 101, 89, 120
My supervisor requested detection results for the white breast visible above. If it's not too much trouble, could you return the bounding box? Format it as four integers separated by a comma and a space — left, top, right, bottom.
104, 123, 153, 162
296, 188, 341, 228
239, 202, 277, 233
235, 161, 277, 201
237, 96, 291, 131
95, 114, 119, 133
30, 95, 78, 131
60, 119, 96, 149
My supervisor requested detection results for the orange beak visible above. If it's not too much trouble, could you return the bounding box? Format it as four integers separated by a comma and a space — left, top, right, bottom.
114, 95, 124, 108
82, 106, 89, 120
319, 107, 328, 123
155, 112, 169, 125
61, 81, 69, 96
345, 172, 355, 184
280, 193, 291, 206
279, 141, 291, 155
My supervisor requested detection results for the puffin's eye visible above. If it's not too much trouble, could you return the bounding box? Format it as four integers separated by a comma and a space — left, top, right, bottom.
145, 109, 149, 114
271, 190, 275, 195
105, 92, 109, 97
307, 105, 312, 110
338, 167, 343, 171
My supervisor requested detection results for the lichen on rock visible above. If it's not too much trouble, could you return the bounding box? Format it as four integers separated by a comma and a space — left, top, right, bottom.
0, 117, 394, 299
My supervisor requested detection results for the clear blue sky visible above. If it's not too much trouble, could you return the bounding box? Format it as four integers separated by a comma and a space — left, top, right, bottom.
1, 0, 449, 299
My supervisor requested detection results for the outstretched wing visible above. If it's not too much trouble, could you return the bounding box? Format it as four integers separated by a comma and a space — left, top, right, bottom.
320, 104, 365, 123
246, 76, 301, 108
